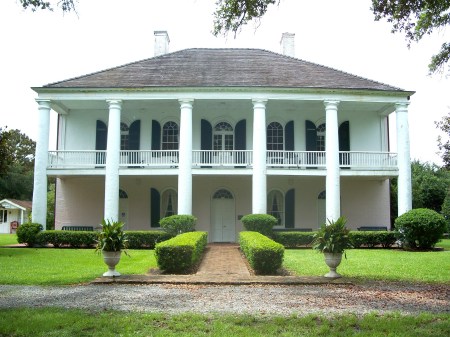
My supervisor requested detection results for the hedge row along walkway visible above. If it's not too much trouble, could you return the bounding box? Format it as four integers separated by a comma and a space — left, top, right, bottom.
93, 243, 350, 285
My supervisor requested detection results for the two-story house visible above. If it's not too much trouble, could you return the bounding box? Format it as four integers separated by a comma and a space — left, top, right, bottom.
31, 32, 413, 242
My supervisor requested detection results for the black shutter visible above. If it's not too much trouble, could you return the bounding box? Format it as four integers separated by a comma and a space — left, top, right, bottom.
285, 189, 295, 228
339, 121, 350, 166
201, 119, 212, 166
285, 121, 294, 151
305, 120, 317, 165
95, 120, 107, 165
150, 188, 160, 228
128, 120, 141, 166
235, 119, 246, 165
151, 120, 161, 150
129, 120, 141, 150
305, 120, 316, 151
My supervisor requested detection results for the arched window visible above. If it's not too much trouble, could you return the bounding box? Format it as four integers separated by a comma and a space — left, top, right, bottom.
119, 189, 128, 199
120, 122, 129, 150
162, 121, 179, 150
213, 189, 234, 199
267, 122, 284, 151
161, 189, 177, 218
316, 123, 326, 151
267, 190, 284, 226
213, 122, 234, 151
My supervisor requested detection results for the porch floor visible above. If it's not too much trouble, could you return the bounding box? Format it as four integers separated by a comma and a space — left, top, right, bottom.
93, 243, 351, 285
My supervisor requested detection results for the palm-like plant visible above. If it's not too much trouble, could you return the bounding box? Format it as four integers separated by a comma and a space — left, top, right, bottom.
96, 219, 129, 255
312, 217, 352, 257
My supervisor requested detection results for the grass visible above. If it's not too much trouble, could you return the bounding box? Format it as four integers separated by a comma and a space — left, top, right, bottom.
1, 238, 449, 285
0, 248, 158, 285
0, 233, 18, 246
284, 242, 450, 283
0, 308, 448, 337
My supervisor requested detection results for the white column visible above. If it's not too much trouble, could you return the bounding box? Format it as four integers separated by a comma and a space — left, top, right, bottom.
324, 100, 341, 222
178, 99, 194, 215
32, 99, 51, 228
104, 100, 122, 222
252, 99, 268, 214
396, 102, 412, 215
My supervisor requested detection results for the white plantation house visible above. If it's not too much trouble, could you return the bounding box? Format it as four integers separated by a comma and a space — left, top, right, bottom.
31, 32, 413, 242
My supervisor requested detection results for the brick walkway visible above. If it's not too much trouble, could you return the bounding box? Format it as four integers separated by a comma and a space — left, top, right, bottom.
196, 244, 250, 276
93, 243, 351, 285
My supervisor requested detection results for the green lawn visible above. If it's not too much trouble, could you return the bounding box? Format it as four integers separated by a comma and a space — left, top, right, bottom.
0, 248, 157, 285
284, 245, 450, 283
0, 233, 18, 246
0, 308, 448, 337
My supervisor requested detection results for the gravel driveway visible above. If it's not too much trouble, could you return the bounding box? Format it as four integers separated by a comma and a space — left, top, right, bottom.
1, 282, 448, 316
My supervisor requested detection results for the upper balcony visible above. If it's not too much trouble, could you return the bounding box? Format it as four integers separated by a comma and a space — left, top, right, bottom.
47, 150, 398, 176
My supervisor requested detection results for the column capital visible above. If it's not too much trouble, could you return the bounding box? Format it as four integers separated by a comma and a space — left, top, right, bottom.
106, 99, 122, 108
395, 102, 410, 112
35, 99, 51, 109
252, 98, 268, 108
324, 100, 340, 109
178, 98, 194, 107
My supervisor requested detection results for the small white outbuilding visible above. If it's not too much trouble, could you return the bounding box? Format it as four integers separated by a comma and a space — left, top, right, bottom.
0, 199, 32, 234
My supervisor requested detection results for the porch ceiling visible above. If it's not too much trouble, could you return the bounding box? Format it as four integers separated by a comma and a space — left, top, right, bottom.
50, 98, 396, 116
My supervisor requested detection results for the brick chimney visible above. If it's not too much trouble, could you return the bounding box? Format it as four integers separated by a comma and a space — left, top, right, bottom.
280, 32, 295, 57
154, 31, 170, 57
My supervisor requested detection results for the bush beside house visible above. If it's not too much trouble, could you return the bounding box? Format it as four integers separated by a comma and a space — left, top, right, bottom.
394, 208, 447, 250
241, 214, 277, 237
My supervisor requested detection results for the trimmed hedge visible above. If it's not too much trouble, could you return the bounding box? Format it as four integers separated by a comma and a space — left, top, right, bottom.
37, 230, 97, 248
272, 230, 397, 249
36, 230, 172, 249
241, 214, 277, 237
239, 231, 284, 275
272, 231, 315, 248
155, 231, 208, 274
126, 231, 173, 249
348, 231, 397, 249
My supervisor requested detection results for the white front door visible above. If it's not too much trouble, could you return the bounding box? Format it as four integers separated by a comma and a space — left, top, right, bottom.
211, 189, 236, 242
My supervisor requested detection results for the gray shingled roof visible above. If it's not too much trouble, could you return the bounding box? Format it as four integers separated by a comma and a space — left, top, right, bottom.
44, 48, 403, 91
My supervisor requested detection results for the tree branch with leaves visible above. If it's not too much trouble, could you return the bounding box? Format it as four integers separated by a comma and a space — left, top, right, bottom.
372, 0, 450, 73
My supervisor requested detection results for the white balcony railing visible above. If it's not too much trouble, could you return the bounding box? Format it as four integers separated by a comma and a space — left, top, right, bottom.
48, 150, 397, 171
267, 151, 326, 168
192, 150, 252, 167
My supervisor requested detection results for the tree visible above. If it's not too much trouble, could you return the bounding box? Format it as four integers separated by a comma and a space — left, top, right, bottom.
0, 128, 36, 201
19, 0, 76, 12
436, 111, 450, 169
213, 0, 278, 36
390, 160, 449, 225
371, 0, 450, 74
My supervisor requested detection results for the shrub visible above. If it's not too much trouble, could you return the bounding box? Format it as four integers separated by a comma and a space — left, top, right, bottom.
36, 230, 97, 248
241, 214, 277, 237
159, 215, 197, 237
394, 208, 447, 250
239, 231, 284, 275
16, 223, 43, 246
126, 231, 173, 249
348, 231, 397, 249
155, 231, 207, 273
272, 231, 316, 248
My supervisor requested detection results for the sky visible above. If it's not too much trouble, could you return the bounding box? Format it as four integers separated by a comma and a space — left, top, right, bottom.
1, 0, 449, 164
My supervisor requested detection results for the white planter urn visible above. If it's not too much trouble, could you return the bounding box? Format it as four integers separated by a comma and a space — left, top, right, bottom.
102, 251, 122, 277
323, 252, 343, 278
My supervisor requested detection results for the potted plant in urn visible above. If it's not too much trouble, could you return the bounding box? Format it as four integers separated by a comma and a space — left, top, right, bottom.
312, 217, 352, 278
96, 219, 129, 277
